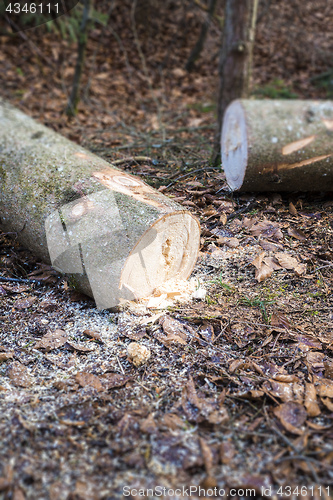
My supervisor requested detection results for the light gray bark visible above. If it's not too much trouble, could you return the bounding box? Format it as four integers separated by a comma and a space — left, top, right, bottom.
221, 99, 333, 192
0, 100, 200, 308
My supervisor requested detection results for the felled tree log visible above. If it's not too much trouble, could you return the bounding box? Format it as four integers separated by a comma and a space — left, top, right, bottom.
221, 99, 333, 191
0, 100, 200, 309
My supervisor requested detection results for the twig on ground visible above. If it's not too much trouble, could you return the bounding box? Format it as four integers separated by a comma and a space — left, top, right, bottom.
0, 275, 45, 285
165, 167, 220, 189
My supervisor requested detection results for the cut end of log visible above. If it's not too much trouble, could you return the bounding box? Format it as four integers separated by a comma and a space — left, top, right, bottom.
221, 100, 248, 191
120, 212, 200, 302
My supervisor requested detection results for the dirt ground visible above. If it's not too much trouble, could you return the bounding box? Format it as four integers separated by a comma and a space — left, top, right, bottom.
0, 1, 333, 499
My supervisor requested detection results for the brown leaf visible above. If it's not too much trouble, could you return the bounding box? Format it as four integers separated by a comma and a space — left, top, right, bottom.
296, 335, 322, 352
220, 440, 236, 464
289, 202, 298, 216
100, 372, 132, 390
304, 383, 321, 417
13, 296, 36, 310
216, 237, 239, 248
321, 397, 333, 411
156, 315, 194, 346
259, 239, 283, 251
140, 413, 157, 434
160, 315, 188, 341
65, 341, 96, 353
229, 359, 248, 374
163, 413, 185, 430
273, 374, 298, 383
287, 226, 307, 241
274, 252, 307, 275
232, 474, 273, 494
199, 437, 214, 475
324, 359, 333, 379
83, 329, 103, 342
263, 380, 294, 402
184, 376, 202, 409
314, 377, 333, 398
35, 329, 68, 350
252, 252, 278, 282
75, 372, 103, 392
0, 351, 14, 362
275, 252, 299, 270
206, 406, 229, 425
8, 361, 32, 388
250, 219, 283, 240
39, 299, 57, 312
198, 322, 215, 343
0, 477, 11, 492
13, 487, 26, 500
273, 402, 307, 434
306, 351, 325, 372
271, 312, 291, 329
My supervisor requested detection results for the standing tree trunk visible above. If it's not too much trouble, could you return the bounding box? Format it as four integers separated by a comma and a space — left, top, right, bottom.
213, 0, 258, 160
185, 0, 219, 73
66, 0, 91, 116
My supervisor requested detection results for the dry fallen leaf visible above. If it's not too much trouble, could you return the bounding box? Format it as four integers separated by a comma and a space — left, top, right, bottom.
157, 315, 196, 345
306, 351, 325, 372
304, 382, 321, 417
83, 329, 103, 342
13, 296, 36, 310
65, 341, 96, 353
263, 380, 294, 402
273, 402, 307, 434
251, 252, 281, 282
220, 440, 236, 464
250, 219, 283, 240
12, 487, 26, 500
289, 201, 298, 216
216, 237, 239, 248
324, 359, 333, 379
296, 335, 322, 352
271, 312, 292, 329
275, 252, 299, 269
314, 377, 333, 398
35, 329, 68, 350
287, 226, 307, 241
0, 351, 14, 363
75, 372, 104, 392
163, 413, 185, 430
100, 372, 132, 389
8, 361, 32, 388
140, 413, 157, 434
275, 252, 307, 275
321, 397, 333, 411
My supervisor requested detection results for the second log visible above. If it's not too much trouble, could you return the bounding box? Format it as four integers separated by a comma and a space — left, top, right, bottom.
221, 99, 333, 191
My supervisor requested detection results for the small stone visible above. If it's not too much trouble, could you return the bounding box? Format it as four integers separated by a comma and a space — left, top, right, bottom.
127, 342, 151, 367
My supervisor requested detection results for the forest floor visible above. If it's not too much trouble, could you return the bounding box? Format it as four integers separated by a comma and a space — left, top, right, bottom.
0, 0, 333, 499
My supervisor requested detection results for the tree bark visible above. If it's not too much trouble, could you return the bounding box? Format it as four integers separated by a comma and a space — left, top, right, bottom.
0, 99, 200, 308
185, 0, 218, 73
66, 0, 91, 117
221, 99, 333, 192
213, 0, 258, 160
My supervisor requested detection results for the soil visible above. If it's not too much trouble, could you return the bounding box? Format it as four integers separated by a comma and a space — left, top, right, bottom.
0, 1, 333, 499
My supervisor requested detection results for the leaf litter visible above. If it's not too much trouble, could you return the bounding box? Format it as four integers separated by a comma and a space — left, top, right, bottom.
0, 0, 333, 496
